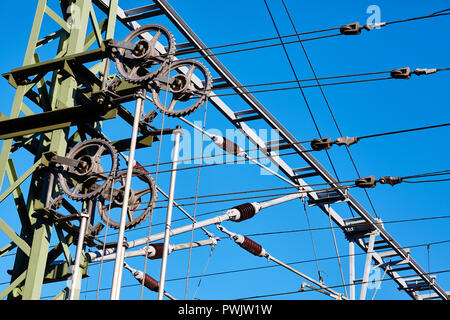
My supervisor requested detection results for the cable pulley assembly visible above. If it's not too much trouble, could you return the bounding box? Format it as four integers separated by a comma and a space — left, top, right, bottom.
112, 24, 176, 84
150, 59, 212, 117
56, 138, 119, 201
97, 168, 157, 229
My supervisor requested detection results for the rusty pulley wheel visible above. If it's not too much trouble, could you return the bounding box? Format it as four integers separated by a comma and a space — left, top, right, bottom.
57, 139, 119, 201
97, 168, 157, 230
113, 24, 176, 84
150, 59, 212, 117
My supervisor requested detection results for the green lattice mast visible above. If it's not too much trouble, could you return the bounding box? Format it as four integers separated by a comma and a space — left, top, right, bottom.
0, 0, 119, 300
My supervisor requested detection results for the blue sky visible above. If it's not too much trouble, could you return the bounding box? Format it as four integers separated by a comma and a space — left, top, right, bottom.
0, 0, 449, 300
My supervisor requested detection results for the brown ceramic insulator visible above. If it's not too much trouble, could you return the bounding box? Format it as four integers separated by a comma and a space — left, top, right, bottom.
232, 203, 256, 222
143, 274, 159, 292
239, 236, 264, 257
148, 243, 165, 259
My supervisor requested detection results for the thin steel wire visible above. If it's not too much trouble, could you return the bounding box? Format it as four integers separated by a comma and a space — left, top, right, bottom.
184, 98, 209, 299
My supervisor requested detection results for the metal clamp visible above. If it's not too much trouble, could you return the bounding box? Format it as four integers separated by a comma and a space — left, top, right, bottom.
310, 137, 333, 151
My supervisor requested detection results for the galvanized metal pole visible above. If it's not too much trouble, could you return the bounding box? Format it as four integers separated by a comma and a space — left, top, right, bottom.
349, 240, 355, 300
158, 127, 183, 300
110, 90, 145, 300
69, 200, 92, 300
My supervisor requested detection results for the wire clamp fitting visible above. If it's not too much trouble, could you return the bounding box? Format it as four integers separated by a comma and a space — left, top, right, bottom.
310, 137, 333, 151
391, 67, 412, 79
340, 21, 387, 35
355, 176, 377, 188
378, 176, 403, 186
340, 22, 363, 35
365, 22, 387, 30
334, 136, 359, 147
355, 175, 403, 188
412, 68, 438, 76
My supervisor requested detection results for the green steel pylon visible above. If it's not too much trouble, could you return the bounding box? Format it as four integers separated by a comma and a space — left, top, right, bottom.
0, 0, 121, 300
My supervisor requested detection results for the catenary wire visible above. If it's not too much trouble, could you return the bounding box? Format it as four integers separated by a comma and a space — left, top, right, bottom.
139, 65, 173, 299
184, 98, 209, 299
119, 169, 450, 209
103, 121, 450, 174
210, 67, 449, 94
173, 9, 450, 61
87, 115, 450, 178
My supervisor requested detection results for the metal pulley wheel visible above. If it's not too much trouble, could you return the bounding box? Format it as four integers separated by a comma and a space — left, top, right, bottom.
57, 139, 119, 201
150, 59, 212, 117
113, 24, 176, 84
97, 168, 157, 230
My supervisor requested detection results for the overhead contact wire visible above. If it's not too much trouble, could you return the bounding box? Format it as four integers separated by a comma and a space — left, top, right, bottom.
173, 9, 450, 61
100, 121, 450, 177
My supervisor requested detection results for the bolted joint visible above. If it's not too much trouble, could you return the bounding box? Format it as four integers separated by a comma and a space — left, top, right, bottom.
173, 125, 184, 136
78, 210, 90, 219
106, 76, 122, 91
142, 110, 158, 123
134, 89, 146, 100
41, 151, 58, 167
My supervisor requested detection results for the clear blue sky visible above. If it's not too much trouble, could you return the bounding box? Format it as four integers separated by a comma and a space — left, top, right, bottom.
0, 0, 449, 301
